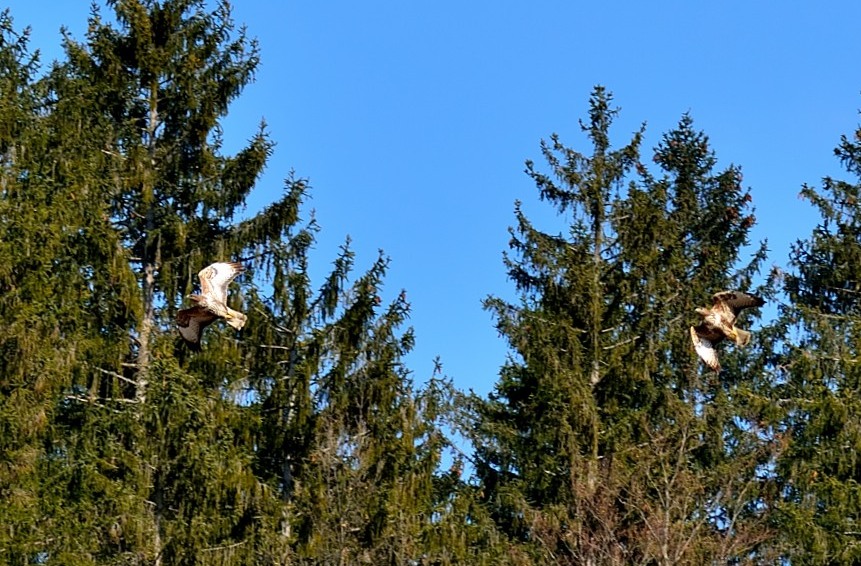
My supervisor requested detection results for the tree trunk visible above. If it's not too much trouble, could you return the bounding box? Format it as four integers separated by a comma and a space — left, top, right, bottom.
136, 261, 155, 405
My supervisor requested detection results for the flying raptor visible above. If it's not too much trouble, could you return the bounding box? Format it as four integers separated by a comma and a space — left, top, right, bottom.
177, 261, 248, 349
690, 290, 764, 372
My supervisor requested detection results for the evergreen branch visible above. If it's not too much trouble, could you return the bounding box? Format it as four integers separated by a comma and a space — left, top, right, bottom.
444, 436, 481, 470
601, 335, 641, 350
791, 303, 859, 321
63, 394, 130, 413
236, 250, 273, 264
100, 148, 124, 159
252, 305, 295, 334
66, 394, 139, 404
823, 285, 861, 295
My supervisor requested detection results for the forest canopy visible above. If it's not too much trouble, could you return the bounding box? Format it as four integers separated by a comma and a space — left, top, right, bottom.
0, 2, 860, 564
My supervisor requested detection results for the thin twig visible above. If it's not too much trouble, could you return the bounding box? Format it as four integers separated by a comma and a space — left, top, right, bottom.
65, 394, 139, 405
93, 366, 136, 386
602, 335, 641, 350
201, 540, 247, 553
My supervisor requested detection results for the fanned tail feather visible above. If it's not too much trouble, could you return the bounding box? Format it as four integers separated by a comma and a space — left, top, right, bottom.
734, 328, 752, 347
226, 309, 247, 331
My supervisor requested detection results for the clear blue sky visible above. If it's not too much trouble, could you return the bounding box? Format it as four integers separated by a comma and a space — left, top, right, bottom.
7, 2, 861, 397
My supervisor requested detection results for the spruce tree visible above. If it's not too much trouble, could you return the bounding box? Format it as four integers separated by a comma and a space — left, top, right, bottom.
0, 13, 67, 562
770, 117, 861, 563
0, 2, 467, 564
246, 237, 503, 564
12, 1, 284, 562
0, 11, 141, 563
469, 87, 773, 564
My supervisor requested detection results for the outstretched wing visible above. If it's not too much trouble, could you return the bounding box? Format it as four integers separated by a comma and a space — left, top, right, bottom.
712, 291, 765, 321
177, 305, 218, 349
198, 262, 244, 305
690, 325, 721, 372
712, 290, 764, 312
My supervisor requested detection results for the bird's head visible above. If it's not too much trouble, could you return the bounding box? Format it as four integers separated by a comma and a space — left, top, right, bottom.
188, 294, 206, 306
695, 307, 710, 317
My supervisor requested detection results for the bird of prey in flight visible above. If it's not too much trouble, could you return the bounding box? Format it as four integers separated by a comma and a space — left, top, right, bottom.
177, 261, 247, 349
690, 290, 764, 372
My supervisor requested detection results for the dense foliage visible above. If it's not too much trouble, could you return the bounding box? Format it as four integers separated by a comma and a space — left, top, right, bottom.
0, 2, 857, 564
465, 89, 776, 564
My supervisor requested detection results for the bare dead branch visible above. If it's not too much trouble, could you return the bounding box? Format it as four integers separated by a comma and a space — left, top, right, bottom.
201, 540, 247, 553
